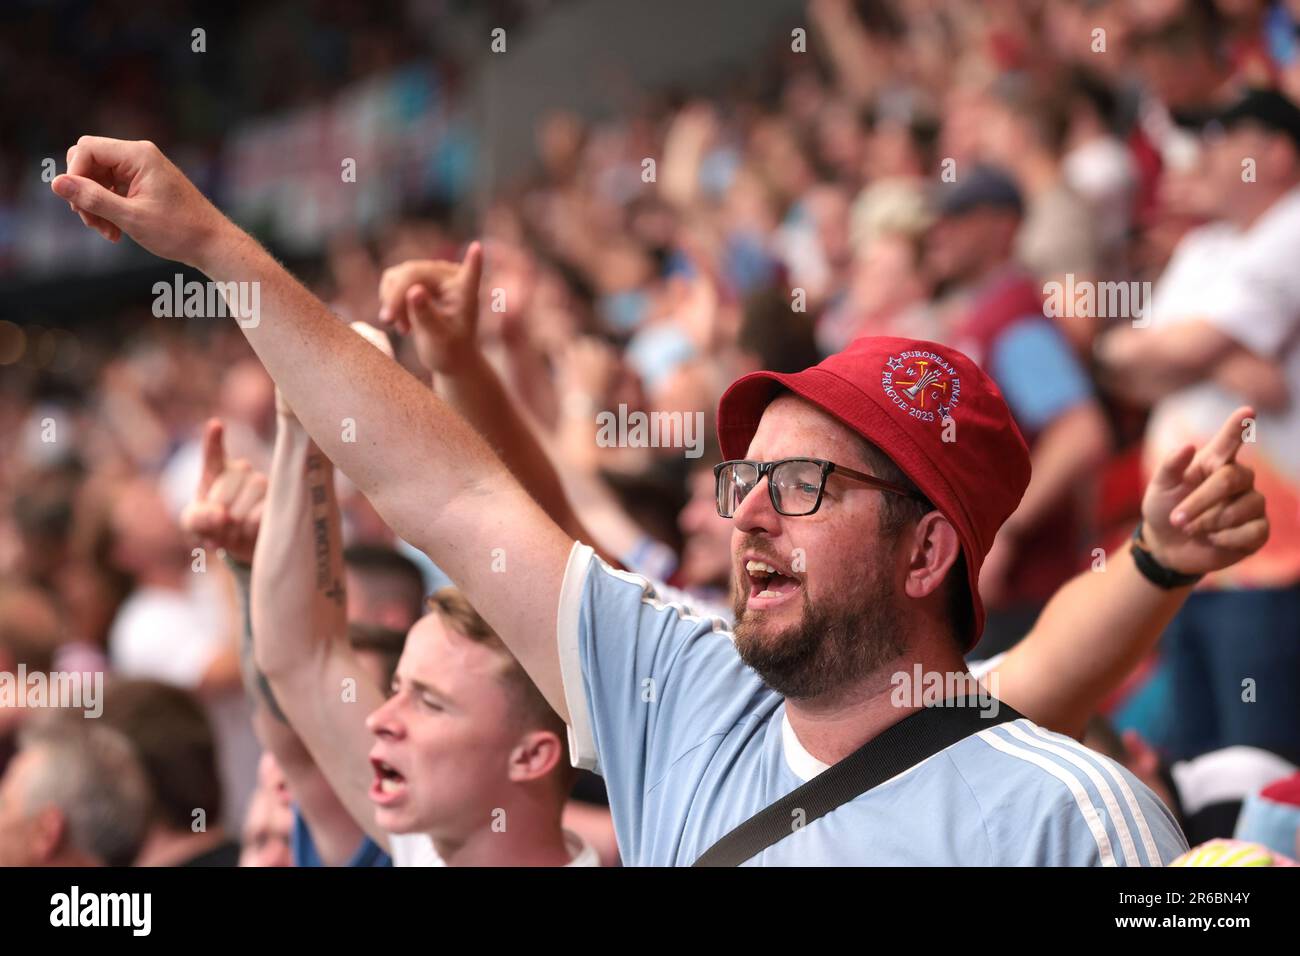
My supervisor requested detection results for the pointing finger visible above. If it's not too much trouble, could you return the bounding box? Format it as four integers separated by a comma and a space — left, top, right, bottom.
1191, 405, 1255, 474
459, 241, 484, 296
197, 419, 226, 498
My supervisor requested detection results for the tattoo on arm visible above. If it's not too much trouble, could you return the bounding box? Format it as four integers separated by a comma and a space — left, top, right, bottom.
225, 553, 288, 723
307, 452, 345, 607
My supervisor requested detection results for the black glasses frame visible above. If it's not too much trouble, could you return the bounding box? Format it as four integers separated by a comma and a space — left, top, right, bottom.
713, 457, 922, 518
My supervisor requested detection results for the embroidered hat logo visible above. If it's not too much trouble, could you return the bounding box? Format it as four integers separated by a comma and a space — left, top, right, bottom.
881, 350, 962, 424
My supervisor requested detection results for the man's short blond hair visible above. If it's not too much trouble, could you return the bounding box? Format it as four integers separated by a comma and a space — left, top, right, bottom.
425, 588, 574, 785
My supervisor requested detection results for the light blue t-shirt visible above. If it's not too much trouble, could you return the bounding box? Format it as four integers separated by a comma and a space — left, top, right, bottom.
291, 808, 392, 868
989, 318, 1094, 433
557, 544, 1188, 866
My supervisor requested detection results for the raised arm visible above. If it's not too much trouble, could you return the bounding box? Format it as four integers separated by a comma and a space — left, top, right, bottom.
250, 395, 393, 851
377, 246, 627, 568
53, 136, 573, 719
987, 407, 1268, 738
180, 418, 370, 864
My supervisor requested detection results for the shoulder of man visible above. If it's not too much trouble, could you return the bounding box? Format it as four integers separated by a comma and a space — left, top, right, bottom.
946, 717, 1188, 866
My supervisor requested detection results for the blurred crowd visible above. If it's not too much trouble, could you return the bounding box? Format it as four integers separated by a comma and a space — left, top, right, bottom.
2, 0, 1300, 867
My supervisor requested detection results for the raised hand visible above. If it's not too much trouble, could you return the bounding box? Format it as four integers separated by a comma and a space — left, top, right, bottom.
51, 136, 231, 269
376, 242, 484, 373
179, 419, 267, 565
1139, 405, 1269, 577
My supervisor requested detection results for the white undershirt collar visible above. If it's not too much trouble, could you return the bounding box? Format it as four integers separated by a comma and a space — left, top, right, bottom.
781, 710, 831, 782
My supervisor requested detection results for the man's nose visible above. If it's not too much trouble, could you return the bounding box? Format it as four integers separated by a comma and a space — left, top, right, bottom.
366, 695, 404, 739
731, 473, 781, 537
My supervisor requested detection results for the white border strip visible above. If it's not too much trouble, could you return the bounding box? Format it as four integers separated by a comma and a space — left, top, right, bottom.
556, 541, 599, 771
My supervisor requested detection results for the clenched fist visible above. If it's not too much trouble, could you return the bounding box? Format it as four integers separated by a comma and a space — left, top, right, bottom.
51, 136, 233, 270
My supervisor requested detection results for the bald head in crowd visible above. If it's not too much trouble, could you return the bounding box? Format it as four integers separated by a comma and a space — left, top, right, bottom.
0, 713, 150, 867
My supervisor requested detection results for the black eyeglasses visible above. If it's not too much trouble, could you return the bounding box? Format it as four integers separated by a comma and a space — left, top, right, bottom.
714, 458, 922, 518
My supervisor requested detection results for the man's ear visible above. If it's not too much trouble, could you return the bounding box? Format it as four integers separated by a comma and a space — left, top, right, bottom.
903, 511, 961, 600
507, 729, 564, 784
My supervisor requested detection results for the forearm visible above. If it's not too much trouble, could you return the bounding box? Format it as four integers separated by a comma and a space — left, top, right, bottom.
223, 553, 291, 726
560, 466, 652, 566
254, 705, 369, 867
989, 545, 1187, 738
1100, 323, 1235, 401
501, 338, 560, 433
440, 351, 620, 565
1008, 403, 1110, 534
252, 411, 390, 848
439, 351, 577, 539
202, 229, 497, 556
206, 228, 572, 721
251, 413, 346, 677
228, 540, 368, 864
1211, 347, 1290, 411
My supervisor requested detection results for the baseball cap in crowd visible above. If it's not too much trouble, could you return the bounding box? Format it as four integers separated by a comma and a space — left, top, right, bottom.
849, 177, 933, 254
933, 164, 1024, 218
716, 335, 1031, 649
1213, 87, 1300, 149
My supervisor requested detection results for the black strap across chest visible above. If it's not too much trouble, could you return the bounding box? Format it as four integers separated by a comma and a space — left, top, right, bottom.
693, 697, 1024, 867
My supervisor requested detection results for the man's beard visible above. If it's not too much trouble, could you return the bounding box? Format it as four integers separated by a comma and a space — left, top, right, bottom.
732, 564, 906, 701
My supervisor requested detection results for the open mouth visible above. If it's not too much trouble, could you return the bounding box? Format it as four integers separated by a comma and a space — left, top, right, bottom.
744, 557, 802, 607
369, 756, 408, 805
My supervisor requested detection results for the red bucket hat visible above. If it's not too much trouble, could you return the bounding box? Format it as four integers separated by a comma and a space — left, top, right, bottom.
716, 335, 1031, 650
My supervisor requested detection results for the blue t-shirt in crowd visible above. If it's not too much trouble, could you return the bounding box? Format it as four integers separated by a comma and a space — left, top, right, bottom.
989, 318, 1094, 433
292, 808, 392, 867
556, 544, 1189, 866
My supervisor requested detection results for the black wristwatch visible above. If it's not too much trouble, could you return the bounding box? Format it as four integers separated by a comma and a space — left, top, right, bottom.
1131, 521, 1203, 590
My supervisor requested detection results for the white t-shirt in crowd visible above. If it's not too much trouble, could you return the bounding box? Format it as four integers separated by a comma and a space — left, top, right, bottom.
109, 574, 259, 833
387, 829, 599, 867
1144, 185, 1300, 588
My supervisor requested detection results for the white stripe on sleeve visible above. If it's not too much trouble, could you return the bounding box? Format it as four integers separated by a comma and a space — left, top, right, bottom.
1029, 724, 1164, 866
977, 726, 1116, 866
1003, 722, 1141, 866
